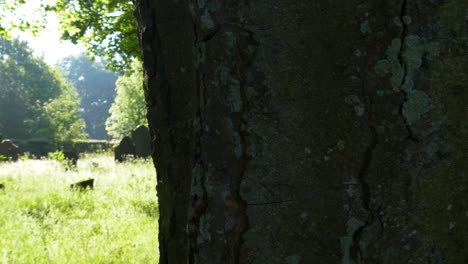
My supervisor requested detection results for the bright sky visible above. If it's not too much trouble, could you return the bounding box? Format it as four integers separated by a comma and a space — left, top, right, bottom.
12, 15, 85, 65
7, 2, 85, 65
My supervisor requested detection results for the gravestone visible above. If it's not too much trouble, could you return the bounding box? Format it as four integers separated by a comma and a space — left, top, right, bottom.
0, 138, 19, 162
114, 136, 135, 162
63, 150, 79, 167
131, 125, 152, 158
70, 178, 94, 190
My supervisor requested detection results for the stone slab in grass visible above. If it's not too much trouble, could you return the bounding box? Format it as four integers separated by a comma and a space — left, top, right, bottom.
70, 178, 94, 191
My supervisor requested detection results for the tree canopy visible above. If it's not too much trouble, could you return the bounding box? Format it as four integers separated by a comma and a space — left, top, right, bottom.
0, 37, 87, 142
50, 0, 139, 72
57, 54, 118, 139
1, 0, 139, 73
105, 59, 147, 140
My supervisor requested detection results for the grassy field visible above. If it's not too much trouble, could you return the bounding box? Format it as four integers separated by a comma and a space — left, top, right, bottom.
0, 155, 159, 263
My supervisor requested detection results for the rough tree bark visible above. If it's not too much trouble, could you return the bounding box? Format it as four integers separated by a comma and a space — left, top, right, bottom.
134, 0, 467, 263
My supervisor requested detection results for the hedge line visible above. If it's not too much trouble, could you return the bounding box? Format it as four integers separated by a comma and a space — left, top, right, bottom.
13, 139, 115, 157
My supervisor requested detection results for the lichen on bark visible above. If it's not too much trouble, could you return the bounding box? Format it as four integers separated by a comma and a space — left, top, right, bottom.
134, 0, 467, 263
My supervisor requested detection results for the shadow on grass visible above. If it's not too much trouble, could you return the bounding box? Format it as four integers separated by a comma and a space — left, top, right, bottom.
133, 200, 159, 218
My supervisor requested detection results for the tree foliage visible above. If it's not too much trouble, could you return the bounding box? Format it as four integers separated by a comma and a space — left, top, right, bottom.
57, 54, 117, 139
1, 0, 139, 73
105, 59, 147, 140
48, 0, 139, 72
43, 85, 88, 142
0, 37, 87, 142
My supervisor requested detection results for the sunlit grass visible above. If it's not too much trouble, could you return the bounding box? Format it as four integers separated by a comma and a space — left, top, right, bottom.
0, 155, 159, 263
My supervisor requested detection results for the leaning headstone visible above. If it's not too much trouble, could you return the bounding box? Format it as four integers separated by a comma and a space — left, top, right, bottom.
0, 139, 19, 162
70, 178, 94, 190
63, 150, 79, 167
131, 125, 152, 158
114, 136, 135, 162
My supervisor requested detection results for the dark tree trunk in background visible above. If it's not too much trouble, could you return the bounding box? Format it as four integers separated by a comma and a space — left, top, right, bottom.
134, 0, 467, 263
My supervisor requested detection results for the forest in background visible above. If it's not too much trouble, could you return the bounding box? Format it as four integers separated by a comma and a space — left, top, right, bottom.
0, 37, 87, 143
1, 0, 145, 145
0, 38, 146, 146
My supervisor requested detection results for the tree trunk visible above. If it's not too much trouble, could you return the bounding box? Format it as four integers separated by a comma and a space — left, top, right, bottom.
134, 0, 467, 263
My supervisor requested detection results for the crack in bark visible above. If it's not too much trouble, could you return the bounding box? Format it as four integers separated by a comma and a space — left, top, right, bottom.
349, 8, 406, 257
349, 2, 416, 261
397, 0, 419, 142
350, 4, 415, 257
397, 0, 408, 77
226, 28, 250, 264
188, 19, 209, 264
201, 26, 220, 42
188, 73, 209, 264
247, 199, 298, 206
351, 126, 381, 263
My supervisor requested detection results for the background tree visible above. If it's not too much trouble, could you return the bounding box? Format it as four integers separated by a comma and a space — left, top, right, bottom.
0, 37, 87, 143
42, 85, 88, 142
105, 59, 147, 140
135, 0, 467, 263
57, 54, 118, 139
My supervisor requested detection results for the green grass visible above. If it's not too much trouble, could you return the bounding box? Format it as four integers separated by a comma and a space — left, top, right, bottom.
0, 155, 159, 263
